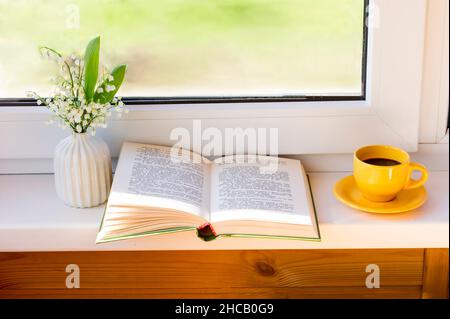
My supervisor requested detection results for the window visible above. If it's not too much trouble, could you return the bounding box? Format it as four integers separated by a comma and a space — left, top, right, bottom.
0, 0, 368, 104
0, 0, 432, 161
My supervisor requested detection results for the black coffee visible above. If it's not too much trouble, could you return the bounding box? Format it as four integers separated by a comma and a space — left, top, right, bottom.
363, 158, 401, 166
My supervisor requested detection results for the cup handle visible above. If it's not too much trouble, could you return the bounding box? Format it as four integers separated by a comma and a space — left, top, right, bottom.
404, 162, 428, 190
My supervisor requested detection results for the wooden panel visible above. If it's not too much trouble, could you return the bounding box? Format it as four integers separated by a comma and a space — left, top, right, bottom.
0, 250, 423, 296
0, 286, 422, 299
422, 248, 449, 299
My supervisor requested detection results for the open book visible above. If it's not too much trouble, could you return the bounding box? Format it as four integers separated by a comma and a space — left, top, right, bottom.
96, 143, 320, 243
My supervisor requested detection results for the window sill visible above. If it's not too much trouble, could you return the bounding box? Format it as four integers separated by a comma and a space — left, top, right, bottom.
0, 171, 448, 251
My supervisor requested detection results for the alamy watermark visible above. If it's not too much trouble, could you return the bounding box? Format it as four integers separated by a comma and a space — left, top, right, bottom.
65, 264, 80, 289
169, 120, 280, 173
365, 264, 380, 289
65, 4, 80, 29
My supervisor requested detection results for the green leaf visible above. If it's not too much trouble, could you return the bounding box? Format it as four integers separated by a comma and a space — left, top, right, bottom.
83, 36, 100, 102
93, 64, 127, 104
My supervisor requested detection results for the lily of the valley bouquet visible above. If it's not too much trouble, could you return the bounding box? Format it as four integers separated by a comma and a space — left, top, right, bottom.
28, 36, 127, 135
29, 36, 128, 208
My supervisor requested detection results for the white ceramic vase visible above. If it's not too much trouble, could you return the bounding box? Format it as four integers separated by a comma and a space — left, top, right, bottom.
54, 133, 112, 208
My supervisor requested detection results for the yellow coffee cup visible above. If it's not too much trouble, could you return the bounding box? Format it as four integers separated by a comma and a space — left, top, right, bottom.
354, 145, 428, 202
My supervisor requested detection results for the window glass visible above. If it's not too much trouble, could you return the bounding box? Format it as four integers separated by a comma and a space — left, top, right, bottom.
0, 0, 366, 99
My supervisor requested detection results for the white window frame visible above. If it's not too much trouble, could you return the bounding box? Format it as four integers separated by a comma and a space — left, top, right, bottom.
419, 0, 449, 144
0, 0, 444, 164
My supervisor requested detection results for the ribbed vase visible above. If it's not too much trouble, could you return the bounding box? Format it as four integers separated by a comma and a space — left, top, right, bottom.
54, 133, 112, 208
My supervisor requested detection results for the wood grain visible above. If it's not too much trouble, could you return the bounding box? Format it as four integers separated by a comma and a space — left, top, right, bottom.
0, 249, 423, 299
422, 248, 449, 299
0, 287, 422, 299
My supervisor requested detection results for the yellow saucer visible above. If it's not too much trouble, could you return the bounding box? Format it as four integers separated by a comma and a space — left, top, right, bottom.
333, 175, 427, 214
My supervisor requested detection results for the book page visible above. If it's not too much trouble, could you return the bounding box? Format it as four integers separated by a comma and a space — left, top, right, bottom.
108, 143, 211, 219
210, 155, 312, 225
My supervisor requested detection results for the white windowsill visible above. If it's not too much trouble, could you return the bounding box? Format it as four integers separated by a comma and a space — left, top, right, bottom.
0, 171, 448, 251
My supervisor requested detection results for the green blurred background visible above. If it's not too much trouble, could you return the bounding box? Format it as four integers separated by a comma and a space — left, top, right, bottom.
0, 0, 365, 98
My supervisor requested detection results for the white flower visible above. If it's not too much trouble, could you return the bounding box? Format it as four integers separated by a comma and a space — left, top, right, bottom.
105, 84, 116, 92
33, 49, 127, 134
